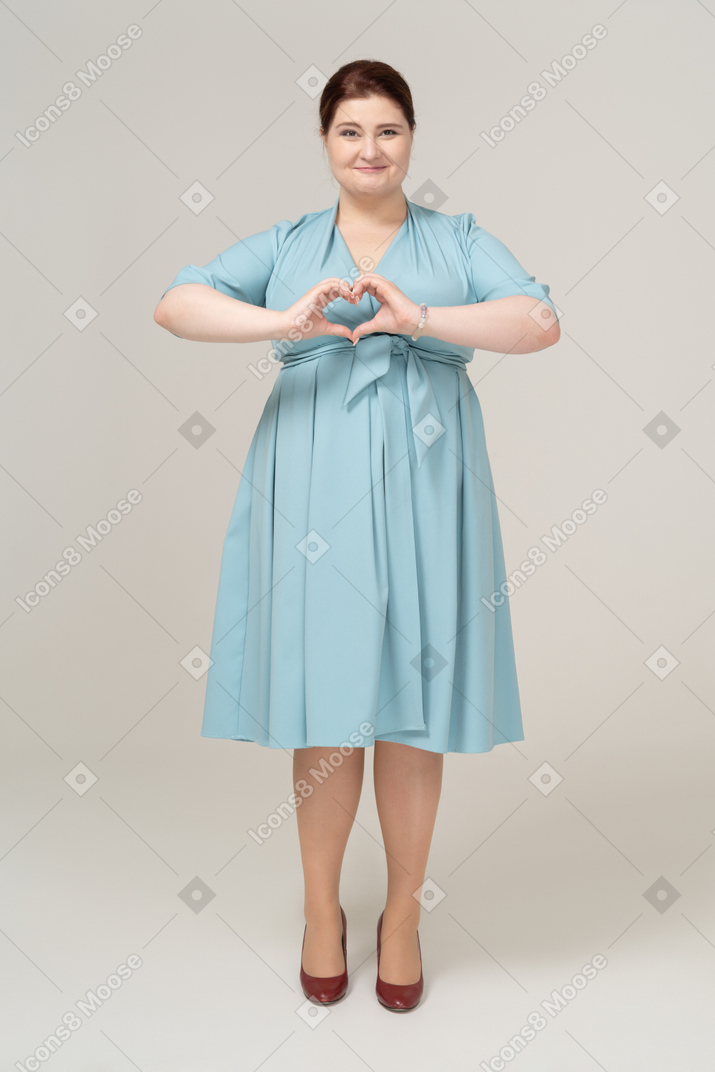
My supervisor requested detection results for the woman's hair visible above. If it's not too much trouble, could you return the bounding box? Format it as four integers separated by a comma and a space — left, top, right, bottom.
319, 60, 416, 136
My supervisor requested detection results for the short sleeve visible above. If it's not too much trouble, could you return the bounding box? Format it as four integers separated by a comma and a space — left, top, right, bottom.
456, 212, 556, 315
160, 218, 294, 306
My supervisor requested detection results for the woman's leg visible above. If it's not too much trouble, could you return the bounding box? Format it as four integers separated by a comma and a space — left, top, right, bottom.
373, 740, 444, 984
293, 746, 365, 975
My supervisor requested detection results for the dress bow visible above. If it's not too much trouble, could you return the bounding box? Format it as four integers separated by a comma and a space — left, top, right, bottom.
342, 333, 447, 468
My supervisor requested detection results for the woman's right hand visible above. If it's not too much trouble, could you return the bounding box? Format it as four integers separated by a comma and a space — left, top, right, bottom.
280, 278, 355, 344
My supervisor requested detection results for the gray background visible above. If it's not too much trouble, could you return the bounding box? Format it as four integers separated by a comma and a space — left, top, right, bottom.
2, 0, 714, 1068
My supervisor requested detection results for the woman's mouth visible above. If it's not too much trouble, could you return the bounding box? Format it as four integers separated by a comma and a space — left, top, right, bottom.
355, 166, 386, 172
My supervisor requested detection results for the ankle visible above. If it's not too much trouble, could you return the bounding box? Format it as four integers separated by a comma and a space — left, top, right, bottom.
304, 900, 342, 925
382, 904, 421, 934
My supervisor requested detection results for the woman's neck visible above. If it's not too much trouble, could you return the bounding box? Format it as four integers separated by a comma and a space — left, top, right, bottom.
335, 189, 407, 228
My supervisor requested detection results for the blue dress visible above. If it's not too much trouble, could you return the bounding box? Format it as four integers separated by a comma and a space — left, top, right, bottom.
162, 195, 556, 754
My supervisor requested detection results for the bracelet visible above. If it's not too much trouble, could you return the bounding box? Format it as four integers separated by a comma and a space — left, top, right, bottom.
411, 303, 428, 341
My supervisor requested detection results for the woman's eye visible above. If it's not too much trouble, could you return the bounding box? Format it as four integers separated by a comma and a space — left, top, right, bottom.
340, 129, 398, 136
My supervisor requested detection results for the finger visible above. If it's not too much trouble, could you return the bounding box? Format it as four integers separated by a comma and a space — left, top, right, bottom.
326, 323, 354, 341
309, 278, 348, 302
300, 279, 351, 318
352, 320, 378, 342
352, 274, 390, 301
318, 276, 352, 290
337, 280, 355, 303
341, 282, 361, 306
358, 275, 389, 294
351, 276, 372, 301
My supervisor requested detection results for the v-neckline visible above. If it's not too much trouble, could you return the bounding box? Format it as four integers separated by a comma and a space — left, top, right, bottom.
331, 194, 410, 275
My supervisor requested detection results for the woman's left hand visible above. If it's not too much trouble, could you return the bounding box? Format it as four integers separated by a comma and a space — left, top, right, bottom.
346, 273, 422, 344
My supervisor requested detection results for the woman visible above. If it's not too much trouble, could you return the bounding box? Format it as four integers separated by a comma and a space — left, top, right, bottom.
154, 59, 559, 1012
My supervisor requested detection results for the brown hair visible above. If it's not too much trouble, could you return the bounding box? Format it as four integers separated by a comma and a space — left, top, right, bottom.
319, 60, 416, 136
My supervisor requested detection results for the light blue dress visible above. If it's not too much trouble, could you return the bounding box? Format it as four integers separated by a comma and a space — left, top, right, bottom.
162, 195, 556, 754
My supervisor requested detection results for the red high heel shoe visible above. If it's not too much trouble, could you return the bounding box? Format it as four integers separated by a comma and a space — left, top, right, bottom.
375, 911, 424, 1011
299, 905, 348, 1004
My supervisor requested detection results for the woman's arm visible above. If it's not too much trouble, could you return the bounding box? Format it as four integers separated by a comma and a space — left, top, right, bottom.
154, 283, 288, 343
409, 295, 560, 354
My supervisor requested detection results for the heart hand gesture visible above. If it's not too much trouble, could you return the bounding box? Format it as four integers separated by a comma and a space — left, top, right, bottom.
345, 273, 423, 344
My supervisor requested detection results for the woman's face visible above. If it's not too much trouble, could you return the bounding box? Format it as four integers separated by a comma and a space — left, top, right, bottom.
321, 95, 413, 198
